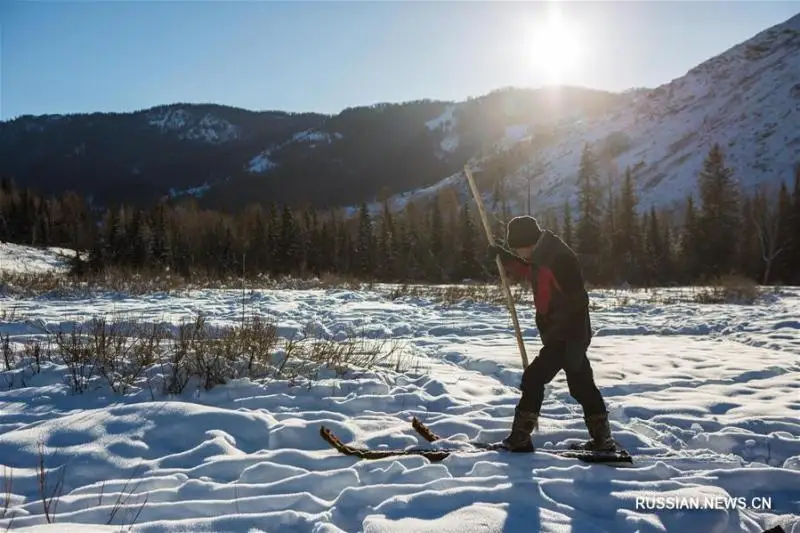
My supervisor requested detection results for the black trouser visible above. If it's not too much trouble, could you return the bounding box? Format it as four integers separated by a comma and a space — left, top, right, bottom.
517, 341, 607, 416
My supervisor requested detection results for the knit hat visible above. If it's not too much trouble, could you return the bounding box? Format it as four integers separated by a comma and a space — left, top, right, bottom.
506, 216, 542, 248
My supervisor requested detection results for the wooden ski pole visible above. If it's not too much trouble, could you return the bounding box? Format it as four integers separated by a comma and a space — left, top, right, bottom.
464, 166, 529, 368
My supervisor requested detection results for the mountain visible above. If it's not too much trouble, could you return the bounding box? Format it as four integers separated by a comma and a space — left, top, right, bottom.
0, 104, 327, 207
1, 13, 798, 215
385, 12, 800, 217
0, 89, 620, 212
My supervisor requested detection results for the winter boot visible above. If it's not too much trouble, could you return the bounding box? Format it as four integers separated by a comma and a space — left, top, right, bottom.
500, 408, 538, 452
576, 412, 616, 451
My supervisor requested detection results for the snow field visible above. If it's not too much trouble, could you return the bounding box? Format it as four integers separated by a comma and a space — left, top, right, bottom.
0, 280, 798, 532
0, 243, 76, 276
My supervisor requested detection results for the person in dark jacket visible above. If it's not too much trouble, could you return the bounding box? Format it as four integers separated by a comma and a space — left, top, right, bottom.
488, 215, 615, 452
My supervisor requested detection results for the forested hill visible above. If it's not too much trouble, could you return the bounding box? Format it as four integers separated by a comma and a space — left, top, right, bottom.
0, 87, 620, 211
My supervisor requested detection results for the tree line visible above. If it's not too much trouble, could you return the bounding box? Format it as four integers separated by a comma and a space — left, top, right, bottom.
1, 142, 799, 287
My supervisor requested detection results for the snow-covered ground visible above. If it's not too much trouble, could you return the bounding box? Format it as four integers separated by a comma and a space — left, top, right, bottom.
0, 277, 798, 532
0, 243, 76, 275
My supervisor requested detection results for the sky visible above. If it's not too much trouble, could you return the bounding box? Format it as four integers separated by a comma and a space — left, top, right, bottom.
1, 1, 798, 120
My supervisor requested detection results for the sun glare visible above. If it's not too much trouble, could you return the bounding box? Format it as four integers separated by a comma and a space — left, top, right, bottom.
527, 7, 583, 84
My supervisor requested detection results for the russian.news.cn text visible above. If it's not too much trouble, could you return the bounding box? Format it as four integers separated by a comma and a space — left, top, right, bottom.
635, 495, 772, 511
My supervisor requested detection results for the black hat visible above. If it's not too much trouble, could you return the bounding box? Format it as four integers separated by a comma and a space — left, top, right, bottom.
506, 216, 542, 248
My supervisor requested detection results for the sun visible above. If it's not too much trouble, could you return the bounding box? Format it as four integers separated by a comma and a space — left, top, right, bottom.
526, 7, 583, 84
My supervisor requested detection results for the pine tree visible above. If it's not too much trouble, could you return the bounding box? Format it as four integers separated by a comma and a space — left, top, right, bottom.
428, 198, 444, 281
738, 194, 761, 280
541, 209, 560, 236
266, 202, 280, 274
333, 214, 350, 275
562, 200, 573, 248
306, 209, 323, 277
661, 217, 675, 282
378, 199, 396, 281
392, 219, 410, 280
108, 207, 126, 264
642, 207, 664, 285
128, 210, 153, 268
696, 144, 741, 278
278, 204, 299, 274
34, 199, 50, 247
150, 202, 172, 267
616, 167, 640, 284
679, 195, 701, 282
458, 203, 477, 281
402, 204, 424, 281
575, 144, 603, 282
133, 212, 154, 268
356, 202, 375, 278
773, 182, 793, 283
791, 164, 800, 284
247, 205, 268, 275
599, 172, 617, 284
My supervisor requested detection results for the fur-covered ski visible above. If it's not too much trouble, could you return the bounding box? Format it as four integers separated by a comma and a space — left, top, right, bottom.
320, 421, 633, 464
410, 417, 633, 464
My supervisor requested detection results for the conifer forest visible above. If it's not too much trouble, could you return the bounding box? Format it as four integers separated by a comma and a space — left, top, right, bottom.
2, 143, 799, 288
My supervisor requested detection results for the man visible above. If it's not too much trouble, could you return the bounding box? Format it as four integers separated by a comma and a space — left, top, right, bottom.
488, 215, 616, 452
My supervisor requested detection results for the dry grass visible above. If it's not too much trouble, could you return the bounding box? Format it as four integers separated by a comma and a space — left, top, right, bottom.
0, 267, 381, 298
0, 448, 147, 531
36, 442, 65, 524
384, 282, 531, 307
1, 259, 770, 309
691, 274, 762, 304
585, 275, 765, 308
2, 466, 11, 523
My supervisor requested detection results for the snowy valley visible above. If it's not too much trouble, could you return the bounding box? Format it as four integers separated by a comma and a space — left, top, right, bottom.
1, 9, 800, 533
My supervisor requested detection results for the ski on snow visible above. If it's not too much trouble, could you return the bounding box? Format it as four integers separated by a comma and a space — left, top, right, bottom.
319, 417, 633, 464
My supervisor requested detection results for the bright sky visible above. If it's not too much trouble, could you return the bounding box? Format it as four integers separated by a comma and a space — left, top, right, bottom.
1, 1, 798, 120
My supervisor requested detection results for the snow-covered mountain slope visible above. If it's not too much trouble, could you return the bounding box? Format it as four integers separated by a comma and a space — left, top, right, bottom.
147, 106, 241, 144
245, 128, 345, 175
388, 13, 800, 216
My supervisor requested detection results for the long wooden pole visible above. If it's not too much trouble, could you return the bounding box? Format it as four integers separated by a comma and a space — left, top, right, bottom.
464, 166, 529, 368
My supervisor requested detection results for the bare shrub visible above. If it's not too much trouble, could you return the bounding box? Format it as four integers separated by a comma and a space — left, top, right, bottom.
188, 314, 281, 389
1, 335, 12, 371
232, 314, 279, 377
2, 466, 12, 520
161, 315, 204, 395
0, 305, 18, 321
8, 306, 413, 397
0, 271, 70, 298
185, 316, 228, 391
36, 442, 65, 524
693, 274, 761, 304
273, 326, 413, 383
89, 318, 167, 394
102, 465, 149, 528
22, 339, 47, 375
3, 265, 382, 298
54, 325, 96, 394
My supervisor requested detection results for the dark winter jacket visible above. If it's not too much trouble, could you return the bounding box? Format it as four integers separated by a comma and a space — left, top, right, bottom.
499, 230, 592, 346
